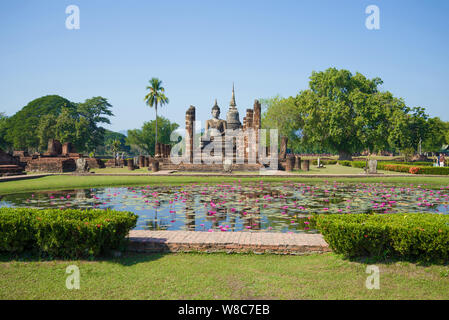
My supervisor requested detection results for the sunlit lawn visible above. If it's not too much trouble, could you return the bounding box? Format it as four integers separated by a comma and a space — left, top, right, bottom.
1, 174, 449, 195
1, 252, 448, 300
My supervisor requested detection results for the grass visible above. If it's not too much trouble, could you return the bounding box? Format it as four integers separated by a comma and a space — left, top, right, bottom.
1, 252, 448, 300
1, 174, 449, 195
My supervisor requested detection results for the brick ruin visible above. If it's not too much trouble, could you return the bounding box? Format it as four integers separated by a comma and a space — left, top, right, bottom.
0, 149, 25, 176
12, 139, 105, 173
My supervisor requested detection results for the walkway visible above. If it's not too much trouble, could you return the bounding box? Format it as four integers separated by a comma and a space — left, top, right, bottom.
128, 230, 330, 255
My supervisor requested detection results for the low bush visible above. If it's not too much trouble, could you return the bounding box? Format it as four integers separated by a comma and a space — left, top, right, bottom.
316, 213, 449, 260
312, 159, 338, 165
0, 208, 137, 258
337, 160, 352, 167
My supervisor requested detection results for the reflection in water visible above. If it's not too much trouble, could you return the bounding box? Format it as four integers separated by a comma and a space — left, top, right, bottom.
1, 182, 448, 233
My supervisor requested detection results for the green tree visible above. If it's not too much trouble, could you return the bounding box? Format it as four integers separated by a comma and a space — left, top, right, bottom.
76, 97, 114, 152
422, 117, 448, 152
144, 78, 169, 155
0, 112, 9, 150
4, 95, 76, 151
36, 114, 57, 150
261, 95, 300, 150
126, 117, 179, 156
294, 68, 386, 159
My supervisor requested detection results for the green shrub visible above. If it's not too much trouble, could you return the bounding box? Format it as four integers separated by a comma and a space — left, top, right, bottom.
0, 208, 137, 258
338, 160, 351, 167
316, 213, 449, 260
311, 159, 338, 165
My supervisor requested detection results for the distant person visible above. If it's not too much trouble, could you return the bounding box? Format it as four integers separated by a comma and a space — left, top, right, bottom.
441, 154, 445, 167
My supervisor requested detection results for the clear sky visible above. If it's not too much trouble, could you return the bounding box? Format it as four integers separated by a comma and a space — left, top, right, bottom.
1, 0, 448, 132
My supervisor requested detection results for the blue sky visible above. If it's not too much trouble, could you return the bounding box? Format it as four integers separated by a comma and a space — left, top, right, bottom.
1, 0, 448, 132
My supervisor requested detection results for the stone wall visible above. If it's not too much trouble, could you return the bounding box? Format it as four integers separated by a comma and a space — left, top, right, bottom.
26, 157, 76, 173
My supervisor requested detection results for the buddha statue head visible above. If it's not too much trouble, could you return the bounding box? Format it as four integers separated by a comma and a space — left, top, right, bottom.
211, 99, 220, 120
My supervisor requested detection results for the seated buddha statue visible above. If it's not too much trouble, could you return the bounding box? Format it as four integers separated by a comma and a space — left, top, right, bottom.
202, 100, 227, 150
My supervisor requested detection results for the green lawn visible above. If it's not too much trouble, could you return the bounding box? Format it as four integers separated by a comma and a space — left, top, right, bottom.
1, 174, 449, 195
1, 252, 448, 300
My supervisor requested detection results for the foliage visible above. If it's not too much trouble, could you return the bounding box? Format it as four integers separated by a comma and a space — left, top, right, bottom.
261, 95, 300, 150
337, 160, 448, 175
316, 213, 449, 260
261, 68, 443, 158
126, 116, 179, 156
4, 95, 113, 153
0, 112, 9, 150
144, 78, 169, 153
422, 117, 449, 152
0, 208, 137, 258
4, 95, 76, 151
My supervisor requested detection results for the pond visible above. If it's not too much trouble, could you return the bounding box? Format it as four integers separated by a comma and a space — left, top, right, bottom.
1, 182, 448, 233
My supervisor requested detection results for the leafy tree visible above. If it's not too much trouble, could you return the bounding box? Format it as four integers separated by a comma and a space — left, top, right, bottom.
76, 97, 114, 152
422, 117, 448, 152
100, 130, 130, 156
36, 114, 58, 150
4, 95, 76, 151
0, 112, 9, 150
294, 68, 385, 159
144, 78, 169, 155
126, 116, 179, 156
261, 95, 300, 150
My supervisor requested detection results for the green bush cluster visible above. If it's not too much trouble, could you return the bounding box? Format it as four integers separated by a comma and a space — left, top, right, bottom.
311, 159, 338, 165
0, 208, 137, 258
336, 160, 448, 175
316, 213, 449, 259
377, 163, 449, 175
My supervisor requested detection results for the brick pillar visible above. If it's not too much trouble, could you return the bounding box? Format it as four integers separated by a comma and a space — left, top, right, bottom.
127, 158, 134, 170
301, 159, 310, 171
280, 136, 288, 160
294, 155, 301, 170
253, 100, 261, 162
139, 155, 145, 167
285, 155, 295, 171
245, 110, 253, 162
155, 143, 161, 158
185, 106, 195, 163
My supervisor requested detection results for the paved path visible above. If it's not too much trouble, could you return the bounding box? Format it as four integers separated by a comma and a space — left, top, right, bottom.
128, 230, 330, 255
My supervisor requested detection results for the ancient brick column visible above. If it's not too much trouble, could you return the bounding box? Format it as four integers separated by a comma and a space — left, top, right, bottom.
301, 159, 310, 171
253, 100, 261, 162
127, 158, 134, 170
294, 155, 301, 170
62, 142, 73, 155
139, 155, 145, 167
144, 156, 150, 167
185, 106, 195, 164
245, 109, 253, 162
280, 136, 288, 160
285, 155, 295, 171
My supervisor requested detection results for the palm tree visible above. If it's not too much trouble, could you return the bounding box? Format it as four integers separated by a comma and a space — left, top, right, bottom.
110, 139, 121, 166
144, 78, 169, 156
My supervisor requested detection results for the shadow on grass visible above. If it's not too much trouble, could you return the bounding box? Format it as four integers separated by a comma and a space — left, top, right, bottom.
341, 254, 449, 267
0, 250, 168, 266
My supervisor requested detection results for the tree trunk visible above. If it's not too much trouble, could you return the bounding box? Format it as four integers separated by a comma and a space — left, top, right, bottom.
338, 150, 353, 161
155, 103, 158, 157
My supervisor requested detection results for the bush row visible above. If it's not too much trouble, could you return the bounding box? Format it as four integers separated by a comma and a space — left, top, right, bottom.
336, 160, 449, 175
0, 208, 137, 258
316, 213, 449, 260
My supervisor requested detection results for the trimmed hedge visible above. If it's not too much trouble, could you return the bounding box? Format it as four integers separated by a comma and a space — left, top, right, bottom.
336, 160, 449, 175
0, 208, 137, 258
316, 213, 449, 259
311, 159, 338, 165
